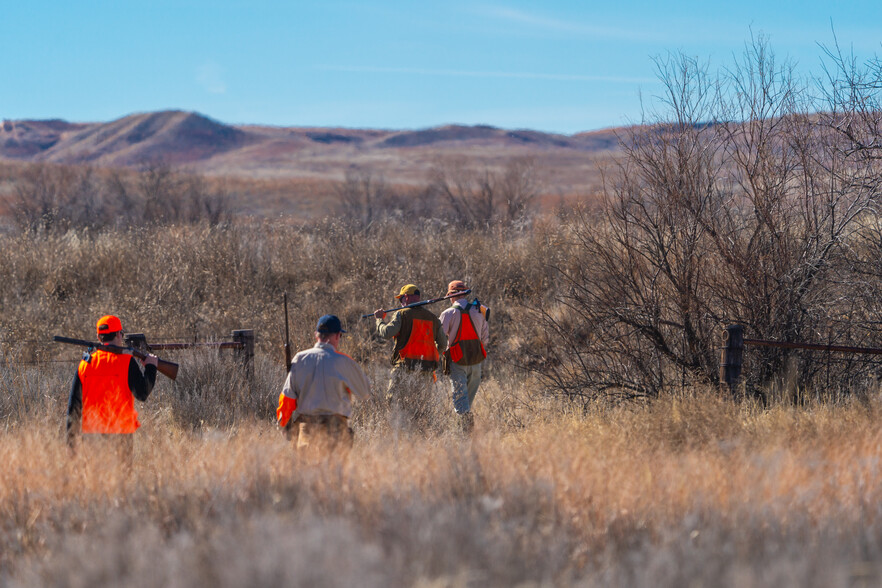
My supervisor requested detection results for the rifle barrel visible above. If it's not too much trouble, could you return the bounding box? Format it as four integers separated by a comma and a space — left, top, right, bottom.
53, 335, 179, 380
283, 292, 292, 370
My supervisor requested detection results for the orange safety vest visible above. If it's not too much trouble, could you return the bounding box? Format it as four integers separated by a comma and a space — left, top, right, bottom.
398, 317, 440, 362
78, 350, 140, 434
448, 306, 487, 366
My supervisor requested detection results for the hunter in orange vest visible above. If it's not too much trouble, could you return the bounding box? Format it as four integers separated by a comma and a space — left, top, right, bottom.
66, 315, 159, 461
439, 281, 490, 432
374, 284, 448, 409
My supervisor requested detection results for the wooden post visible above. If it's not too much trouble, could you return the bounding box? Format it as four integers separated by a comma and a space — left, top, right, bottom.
719, 324, 744, 399
232, 329, 255, 381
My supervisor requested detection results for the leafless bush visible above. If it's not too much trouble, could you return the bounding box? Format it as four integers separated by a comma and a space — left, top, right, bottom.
535, 35, 882, 402
11, 164, 107, 232
335, 169, 450, 228
10, 162, 231, 234
498, 156, 541, 224
427, 157, 542, 228
336, 169, 379, 228
128, 161, 233, 226
335, 170, 395, 228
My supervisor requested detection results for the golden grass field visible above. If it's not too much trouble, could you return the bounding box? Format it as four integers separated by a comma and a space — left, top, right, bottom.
0, 217, 881, 587
3, 365, 882, 587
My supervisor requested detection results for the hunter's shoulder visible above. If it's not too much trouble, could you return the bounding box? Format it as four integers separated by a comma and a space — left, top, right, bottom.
329, 346, 357, 362
408, 306, 442, 321
438, 306, 457, 319
293, 345, 326, 361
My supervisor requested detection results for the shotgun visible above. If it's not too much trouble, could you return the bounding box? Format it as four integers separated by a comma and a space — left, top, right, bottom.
283, 292, 292, 371
361, 289, 472, 319
53, 336, 179, 380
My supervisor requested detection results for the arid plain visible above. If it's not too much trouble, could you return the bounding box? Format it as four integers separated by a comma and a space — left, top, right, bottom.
3, 105, 882, 587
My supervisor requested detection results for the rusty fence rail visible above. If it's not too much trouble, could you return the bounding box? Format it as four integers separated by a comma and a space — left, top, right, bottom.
719, 324, 882, 396
126, 329, 255, 379
0, 330, 256, 380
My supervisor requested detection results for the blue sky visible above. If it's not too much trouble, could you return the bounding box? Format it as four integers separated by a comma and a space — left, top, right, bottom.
1, 1, 880, 134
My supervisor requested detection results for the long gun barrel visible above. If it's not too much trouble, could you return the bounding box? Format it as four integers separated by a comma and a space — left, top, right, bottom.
53, 336, 179, 380
283, 292, 292, 371
361, 289, 472, 319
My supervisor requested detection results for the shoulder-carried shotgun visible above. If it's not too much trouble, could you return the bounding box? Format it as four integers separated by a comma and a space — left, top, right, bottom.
361, 289, 472, 318
53, 335, 179, 380
283, 292, 292, 371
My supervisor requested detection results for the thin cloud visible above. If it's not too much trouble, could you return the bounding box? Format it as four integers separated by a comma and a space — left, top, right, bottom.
473, 5, 665, 42
196, 62, 227, 94
315, 64, 653, 84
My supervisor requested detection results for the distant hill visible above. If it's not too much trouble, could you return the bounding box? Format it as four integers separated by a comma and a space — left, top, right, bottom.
0, 119, 89, 158
1, 111, 250, 166
0, 110, 621, 192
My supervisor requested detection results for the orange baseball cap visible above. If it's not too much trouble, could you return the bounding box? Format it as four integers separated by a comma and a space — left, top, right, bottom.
96, 315, 123, 336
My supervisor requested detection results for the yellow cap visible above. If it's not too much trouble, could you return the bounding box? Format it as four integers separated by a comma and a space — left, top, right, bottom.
396, 284, 420, 299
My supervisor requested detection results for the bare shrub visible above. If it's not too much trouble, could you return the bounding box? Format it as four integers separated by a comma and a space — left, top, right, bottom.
9, 161, 231, 234
335, 168, 450, 228
427, 157, 543, 228
497, 157, 542, 224
133, 161, 233, 226
11, 164, 108, 232
335, 169, 389, 229
535, 36, 882, 402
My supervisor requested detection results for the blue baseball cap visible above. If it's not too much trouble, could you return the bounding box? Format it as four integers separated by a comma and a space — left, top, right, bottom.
316, 314, 346, 334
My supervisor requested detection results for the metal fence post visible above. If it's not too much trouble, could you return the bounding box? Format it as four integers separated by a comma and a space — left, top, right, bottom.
720, 324, 744, 399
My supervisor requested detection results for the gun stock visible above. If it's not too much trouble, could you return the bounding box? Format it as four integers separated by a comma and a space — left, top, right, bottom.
155, 358, 179, 380
53, 336, 179, 381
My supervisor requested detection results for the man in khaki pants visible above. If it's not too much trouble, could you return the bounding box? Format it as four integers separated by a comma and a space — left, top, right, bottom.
277, 315, 371, 455
374, 284, 447, 420
439, 281, 489, 432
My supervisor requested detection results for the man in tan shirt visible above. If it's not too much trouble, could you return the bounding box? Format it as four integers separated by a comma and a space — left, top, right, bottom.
277, 314, 371, 454
439, 281, 489, 432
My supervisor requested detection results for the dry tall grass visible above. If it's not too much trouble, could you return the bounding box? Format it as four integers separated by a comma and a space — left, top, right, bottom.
0, 219, 564, 374
2, 354, 882, 587
2, 179, 882, 585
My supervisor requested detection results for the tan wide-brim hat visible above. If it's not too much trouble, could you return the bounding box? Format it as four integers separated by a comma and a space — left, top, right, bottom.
446, 280, 469, 297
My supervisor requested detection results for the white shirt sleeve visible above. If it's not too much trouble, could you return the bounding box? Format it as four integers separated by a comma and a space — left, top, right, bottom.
281, 362, 298, 400
341, 355, 372, 401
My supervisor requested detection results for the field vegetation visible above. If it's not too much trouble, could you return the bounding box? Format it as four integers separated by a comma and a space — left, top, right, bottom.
4, 374, 882, 587
1, 36, 882, 586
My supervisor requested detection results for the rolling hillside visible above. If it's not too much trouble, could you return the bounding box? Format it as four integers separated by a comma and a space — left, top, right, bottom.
0, 110, 619, 192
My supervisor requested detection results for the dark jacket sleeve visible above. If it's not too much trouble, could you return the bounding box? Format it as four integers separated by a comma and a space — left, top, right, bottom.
128, 358, 157, 402
66, 371, 82, 447
376, 310, 403, 339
